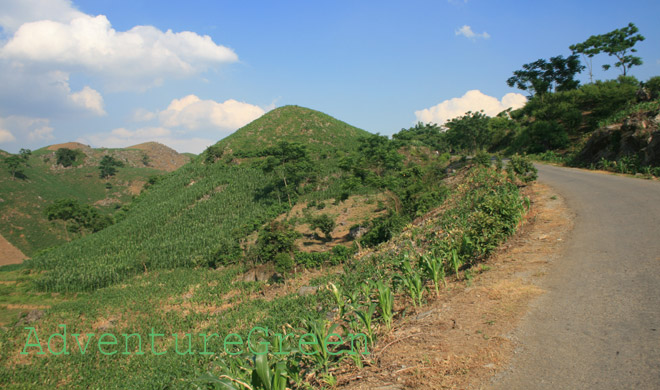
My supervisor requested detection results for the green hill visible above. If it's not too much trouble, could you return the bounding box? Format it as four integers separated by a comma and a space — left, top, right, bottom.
0, 142, 189, 256
25, 106, 374, 291
213, 105, 371, 156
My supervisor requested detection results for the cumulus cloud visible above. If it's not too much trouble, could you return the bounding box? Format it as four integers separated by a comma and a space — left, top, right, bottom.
131, 108, 156, 122
159, 95, 265, 132
81, 96, 268, 154
0, 129, 16, 143
415, 90, 526, 125
0, 115, 54, 143
455, 25, 490, 40
0, 1, 238, 91
0, 0, 84, 34
79, 127, 213, 154
69, 86, 105, 116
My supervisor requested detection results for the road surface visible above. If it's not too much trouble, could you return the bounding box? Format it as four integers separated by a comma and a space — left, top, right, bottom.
489, 164, 660, 389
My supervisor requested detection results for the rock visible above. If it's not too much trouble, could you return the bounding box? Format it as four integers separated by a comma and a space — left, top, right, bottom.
16, 309, 45, 326
298, 286, 320, 296
349, 225, 368, 239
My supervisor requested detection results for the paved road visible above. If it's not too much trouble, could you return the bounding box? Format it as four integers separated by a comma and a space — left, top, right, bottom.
489, 164, 660, 390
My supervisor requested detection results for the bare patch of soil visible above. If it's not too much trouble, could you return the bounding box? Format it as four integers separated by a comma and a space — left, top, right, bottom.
337, 183, 573, 389
0, 233, 27, 266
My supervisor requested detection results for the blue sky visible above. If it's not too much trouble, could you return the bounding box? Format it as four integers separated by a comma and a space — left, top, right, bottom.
1, 0, 659, 153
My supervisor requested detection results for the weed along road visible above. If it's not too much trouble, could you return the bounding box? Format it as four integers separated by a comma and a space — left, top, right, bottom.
490, 164, 660, 389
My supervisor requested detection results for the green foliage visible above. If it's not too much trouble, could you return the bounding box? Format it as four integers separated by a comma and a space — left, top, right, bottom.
507, 54, 585, 97
3, 148, 31, 179
645, 76, 660, 99
359, 212, 406, 248
474, 151, 491, 167
98, 155, 124, 178
274, 252, 294, 273
203, 144, 223, 164
395, 258, 426, 307
309, 213, 335, 240
55, 148, 82, 167
445, 110, 492, 154
256, 221, 300, 264
506, 155, 538, 183
570, 22, 645, 76
45, 198, 113, 235
392, 122, 448, 152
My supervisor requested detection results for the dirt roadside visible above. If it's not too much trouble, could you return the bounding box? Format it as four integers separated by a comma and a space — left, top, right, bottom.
337, 182, 573, 389
0, 233, 27, 266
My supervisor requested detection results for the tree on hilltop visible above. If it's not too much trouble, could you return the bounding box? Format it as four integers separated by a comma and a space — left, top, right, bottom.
570, 23, 645, 77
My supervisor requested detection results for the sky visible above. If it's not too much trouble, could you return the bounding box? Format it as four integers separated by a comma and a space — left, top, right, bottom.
1, 0, 659, 154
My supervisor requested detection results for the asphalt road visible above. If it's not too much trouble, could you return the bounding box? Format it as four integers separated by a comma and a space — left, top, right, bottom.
489, 164, 660, 390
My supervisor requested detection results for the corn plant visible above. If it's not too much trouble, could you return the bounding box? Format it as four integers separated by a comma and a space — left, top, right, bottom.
450, 248, 461, 278
300, 318, 340, 374
375, 280, 394, 330
421, 252, 446, 297
396, 259, 426, 307
354, 302, 378, 346
327, 282, 346, 318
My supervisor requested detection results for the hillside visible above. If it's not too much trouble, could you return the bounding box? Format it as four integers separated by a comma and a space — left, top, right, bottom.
0, 142, 189, 256
0, 102, 540, 389
212, 105, 371, 156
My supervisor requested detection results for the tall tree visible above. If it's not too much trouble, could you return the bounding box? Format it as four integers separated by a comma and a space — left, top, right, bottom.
507, 55, 585, 99
99, 155, 124, 178
570, 23, 645, 77
3, 148, 31, 179
260, 141, 313, 207
444, 111, 492, 154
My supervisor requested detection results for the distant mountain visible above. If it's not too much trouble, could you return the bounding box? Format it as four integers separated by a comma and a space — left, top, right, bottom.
0, 142, 190, 256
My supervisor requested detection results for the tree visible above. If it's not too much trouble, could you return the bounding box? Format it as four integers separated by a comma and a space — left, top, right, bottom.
99, 155, 124, 178
259, 141, 313, 207
570, 23, 645, 77
45, 198, 113, 240
55, 148, 80, 167
507, 55, 585, 98
309, 214, 336, 241
3, 148, 31, 179
444, 111, 492, 154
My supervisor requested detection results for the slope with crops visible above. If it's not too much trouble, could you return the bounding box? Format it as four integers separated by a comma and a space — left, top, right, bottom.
0, 142, 189, 257
1, 103, 537, 389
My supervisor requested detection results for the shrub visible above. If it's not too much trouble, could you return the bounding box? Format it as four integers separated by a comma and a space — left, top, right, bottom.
507, 154, 538, 183
274, 252, 294, 272
474, 151, 491, 167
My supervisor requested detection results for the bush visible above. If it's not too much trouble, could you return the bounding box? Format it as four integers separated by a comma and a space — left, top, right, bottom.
646, 76, 660, 99
474, 151, 491, 167
309, 214, 335, 240
506, 154, 538, 183
524, 120, 569, 153
274, 252, 294, 272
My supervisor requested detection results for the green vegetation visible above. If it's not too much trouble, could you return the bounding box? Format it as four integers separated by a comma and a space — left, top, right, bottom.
55, 148, 83, 167
98, 155, 124, 178
0, 146, 176, 255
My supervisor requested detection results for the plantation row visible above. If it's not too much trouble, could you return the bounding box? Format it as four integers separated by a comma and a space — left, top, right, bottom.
28, 163, 284, 292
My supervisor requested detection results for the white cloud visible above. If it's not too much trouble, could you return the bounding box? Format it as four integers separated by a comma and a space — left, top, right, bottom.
0, 115, 54, 143
79, 127, 213, 154
415, 90, 527, 125
159, 95, 265, 132
0, 1, 238, 92
0, 129, 16, 143
131, 108, 156, 122
69, 86, 105, 116
0, 0, 84, 34
455, 25, 490, 40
